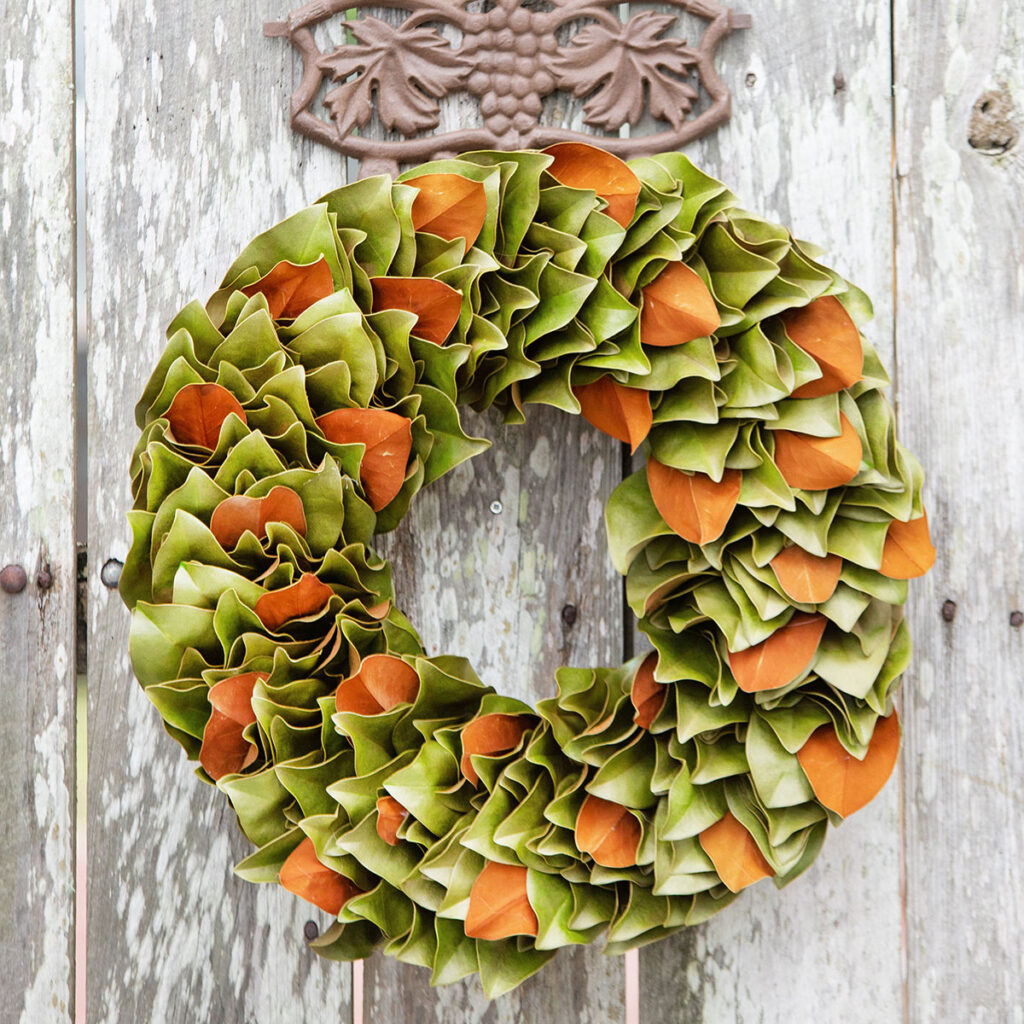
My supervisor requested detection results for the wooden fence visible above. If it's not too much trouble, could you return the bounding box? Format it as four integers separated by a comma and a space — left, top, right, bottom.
2, 0, 1022, 1020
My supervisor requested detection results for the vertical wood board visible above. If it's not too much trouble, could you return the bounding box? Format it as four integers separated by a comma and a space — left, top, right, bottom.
894, 1, 1024, 1020
361, 15, 628, 1014
0, 0, 78, 1020
84, 4, 354, 1020
637, 2, 905, 1020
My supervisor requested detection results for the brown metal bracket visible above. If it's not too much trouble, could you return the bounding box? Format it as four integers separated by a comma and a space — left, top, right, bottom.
265, 0, 751, 175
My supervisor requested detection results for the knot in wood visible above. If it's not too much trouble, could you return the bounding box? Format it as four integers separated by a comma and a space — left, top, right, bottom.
968, 89, 1019, 155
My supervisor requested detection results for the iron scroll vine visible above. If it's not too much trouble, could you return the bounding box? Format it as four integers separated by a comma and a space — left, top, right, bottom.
265, 0, 751, 174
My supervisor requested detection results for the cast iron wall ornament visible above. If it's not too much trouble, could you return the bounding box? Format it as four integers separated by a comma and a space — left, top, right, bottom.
265, 0, 751, 175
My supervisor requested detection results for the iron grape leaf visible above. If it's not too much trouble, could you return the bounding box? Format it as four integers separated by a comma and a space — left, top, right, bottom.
553, 11, 700, 131
318, 16, 467, 137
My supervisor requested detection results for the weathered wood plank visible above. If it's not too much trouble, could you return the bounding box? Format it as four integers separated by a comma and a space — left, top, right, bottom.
0, 1, 78, 1020
368, 410, 628, 1020
83, 4, 355, 1020
893, 2, 1024, 1020
358, 10, 628, 1014
638, 2, 904, 1020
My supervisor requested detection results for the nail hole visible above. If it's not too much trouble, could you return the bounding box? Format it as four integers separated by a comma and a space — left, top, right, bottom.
101, 559, 123, 588
561, 603, 578, 628
941, 599, 957, 623
489, 500, 502, 515
303, 920, 319, 941
1010, 610, 1023, 628
745, 72, 756, 88
0, 565, 27, 594
833, 71, 846, 93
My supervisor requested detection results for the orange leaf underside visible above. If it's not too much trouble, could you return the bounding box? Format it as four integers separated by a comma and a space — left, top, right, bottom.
770, 546, 843, 603
647, 459, 741, 545
376, 795, 409, 846
460, 713, 532, 785
240, 255, 335, 320
199, 672, 267, 780
575, 794, 642, 867
370, 276, 462, 345
631, 652, 665, 729
165, 383, 246, 449
880, 513, 936, 579
199, 710, 257, 780
315, 407, 413, 511
209, 486, 307, 548
797, 711, 901, 817
465, 861, 538, 940
335, 653, 420, 715
254, 572, 333, 632
699, 812, 774, 892
785, 295, 864, 398
542, 142, 641, 228
773, 413, 862, 491
640, 262, 721, 347
728, 612, 827, 693
574, 377, 652, 452
406, 173, 487, 248
279, 837, 361, 916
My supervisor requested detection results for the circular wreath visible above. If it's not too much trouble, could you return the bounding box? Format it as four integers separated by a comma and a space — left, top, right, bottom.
122, 143, 935, 997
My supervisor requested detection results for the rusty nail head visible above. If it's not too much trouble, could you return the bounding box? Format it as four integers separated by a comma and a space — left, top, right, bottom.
303, 920, 319, 941
0, 565, 27, 594
1010, 610, 1023, 628
941, 599, 957, 623
37, 567, 53, 590
101, 559, 123, 588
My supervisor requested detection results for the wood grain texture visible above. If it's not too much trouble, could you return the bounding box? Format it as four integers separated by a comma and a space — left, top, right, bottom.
83, 4, 353, 1020
367, 410, 628, 1021
638, 2, 905, 1020
0, 1, 78, 1021
893, 2, 1024, 1020
358, 11, 628, 1016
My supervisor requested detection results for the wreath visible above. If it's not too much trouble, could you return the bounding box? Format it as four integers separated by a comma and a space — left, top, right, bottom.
121, 143, 934, 997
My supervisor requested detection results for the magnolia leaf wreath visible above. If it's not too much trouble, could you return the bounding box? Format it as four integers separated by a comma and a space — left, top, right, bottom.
122, 143, 935, 997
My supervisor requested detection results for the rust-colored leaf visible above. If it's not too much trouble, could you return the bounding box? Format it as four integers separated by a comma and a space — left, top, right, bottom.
773, 413, 862, 491
464, 861, 538, 940
631, 651, 665, 729
279, 837, 362, 916
370, 276, 462, 345
575, 794, 642, 867
698, 812, 774, 893
785, 296, 864, 398
574, 377, 652, 453
406, 172, 487, 248
209, 486, 307, 549
199, 672, 267, 780
640, 262, 720, 347
375, 795, 408, 846
770, 546, 842, 604
335, 654, 420, 715
315, 407, 413, 511
165, 383, 246, 449
879, 513, 936, 579
240, 255, 334, 320
459, 713, 532, 786
728, 613, 827, 693
542, 142, 641, 228
254, 572, 333, 632
646, 459, 741, 545
797, 711, 901, 818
